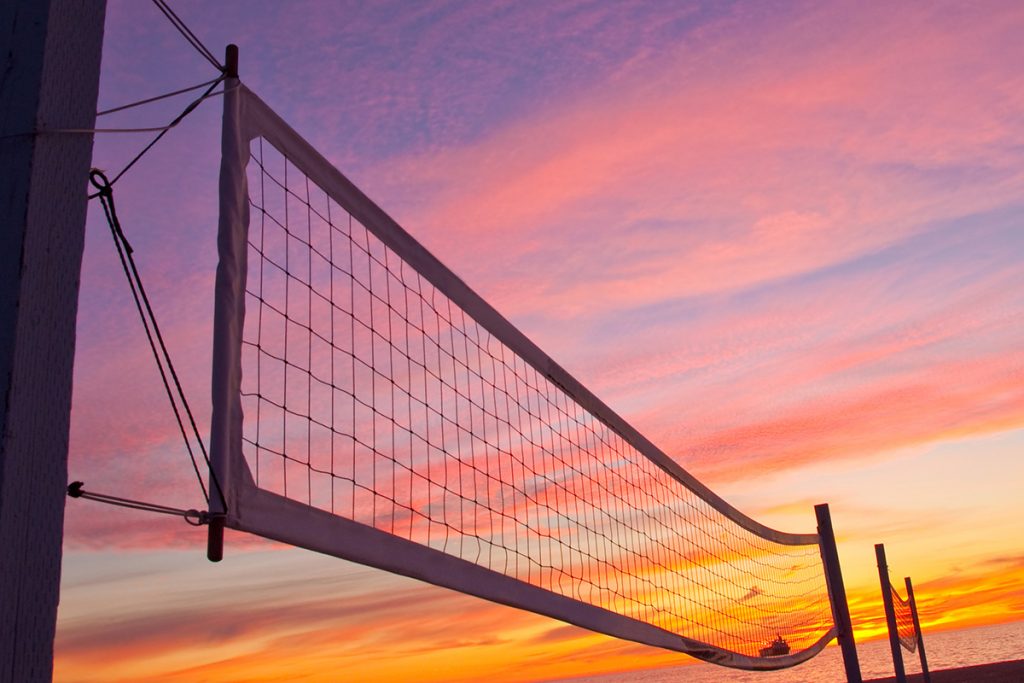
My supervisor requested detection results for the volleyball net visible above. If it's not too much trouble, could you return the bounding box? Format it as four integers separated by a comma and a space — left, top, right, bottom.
208, 80, 837, 670
891, 585, 918, 652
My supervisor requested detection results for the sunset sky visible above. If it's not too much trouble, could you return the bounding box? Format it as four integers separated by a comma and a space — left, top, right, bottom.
56, 1, 1023, 681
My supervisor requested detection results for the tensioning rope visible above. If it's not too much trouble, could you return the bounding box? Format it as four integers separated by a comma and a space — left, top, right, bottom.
67, 3, 230, 525
0, 78, 225, 143
97, 75, 226, 190
90, 1, 227, 188
68, 481, 209, 526
151, 0, 223, 72
97, 76, 223, 117
84, 170, 226, 515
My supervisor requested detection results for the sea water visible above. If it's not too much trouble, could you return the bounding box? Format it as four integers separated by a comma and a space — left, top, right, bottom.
551, 620, 1024, 682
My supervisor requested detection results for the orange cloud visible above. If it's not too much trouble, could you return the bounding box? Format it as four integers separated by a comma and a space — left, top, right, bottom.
55, 553, 688, 683
845, 553, 1024, 644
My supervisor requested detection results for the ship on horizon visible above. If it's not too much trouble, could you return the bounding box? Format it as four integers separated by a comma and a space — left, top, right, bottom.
759, 635, 791, 657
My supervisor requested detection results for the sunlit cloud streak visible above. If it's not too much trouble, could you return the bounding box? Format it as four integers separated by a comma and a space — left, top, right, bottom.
375, 2, 1023, 311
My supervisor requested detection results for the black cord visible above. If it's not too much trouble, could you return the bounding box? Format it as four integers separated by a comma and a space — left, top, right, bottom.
88, 170, 227, 510
83, 1, 227, 191
99, 75, 224, 190
73, 6, 231, 514
68, 481, 210, 526
151, 0, 223, 72
97, 76, 222, 117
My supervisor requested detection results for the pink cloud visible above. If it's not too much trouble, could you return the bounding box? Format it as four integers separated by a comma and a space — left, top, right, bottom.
352, 2, 1024, 322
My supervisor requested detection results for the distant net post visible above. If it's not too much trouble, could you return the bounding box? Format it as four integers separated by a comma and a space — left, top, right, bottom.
875, 543, 907, 683
0, 1, 105, 680
816, 504, 863, 683
905, 576, 931, 683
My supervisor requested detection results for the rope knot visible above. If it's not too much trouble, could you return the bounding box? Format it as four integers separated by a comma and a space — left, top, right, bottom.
89, 168, 113, 197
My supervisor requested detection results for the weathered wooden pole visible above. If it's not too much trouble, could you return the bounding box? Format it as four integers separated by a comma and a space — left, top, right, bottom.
905, 576, 931, 683
0, 1, 106, 681
875, 543, 907, 683
816, 504, 863, 683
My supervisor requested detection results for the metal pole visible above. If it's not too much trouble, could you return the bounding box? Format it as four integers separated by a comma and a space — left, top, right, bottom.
207, 43, 238, 563
905, 576, 931, 683
815, 504, 862, 683
0, 1, 106, 680
875, 544, 906, 683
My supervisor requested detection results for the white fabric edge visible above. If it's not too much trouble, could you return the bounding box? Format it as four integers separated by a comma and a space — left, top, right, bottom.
209, 78, 250, 517
233, 483, 836, 670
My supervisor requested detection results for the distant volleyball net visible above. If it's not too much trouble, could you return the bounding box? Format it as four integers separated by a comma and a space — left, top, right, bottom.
891, 586, 917, 652
209, 80, 837, 670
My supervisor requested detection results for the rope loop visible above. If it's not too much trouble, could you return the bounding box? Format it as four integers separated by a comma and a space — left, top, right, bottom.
184, 509, 209, 526
89, 168, 133, 253
88, 168, 113, 196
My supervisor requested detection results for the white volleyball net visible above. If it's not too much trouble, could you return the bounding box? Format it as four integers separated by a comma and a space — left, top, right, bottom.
209, 81, 836, 670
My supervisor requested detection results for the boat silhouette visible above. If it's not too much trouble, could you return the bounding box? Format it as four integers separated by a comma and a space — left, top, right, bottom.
759, 634, 791, 657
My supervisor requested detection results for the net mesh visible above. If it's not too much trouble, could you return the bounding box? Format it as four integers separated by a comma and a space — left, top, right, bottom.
235, 134, 833, 659
891, 585, 917, 652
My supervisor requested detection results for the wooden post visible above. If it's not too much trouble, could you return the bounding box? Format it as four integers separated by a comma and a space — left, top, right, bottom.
0, 1, 106, 681
875, 544, 907, 683
816, 504, 862, 683
905, 577, 931, 683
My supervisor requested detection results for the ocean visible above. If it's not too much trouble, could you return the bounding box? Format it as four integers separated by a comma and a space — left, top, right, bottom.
551, 620, 1023, 682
